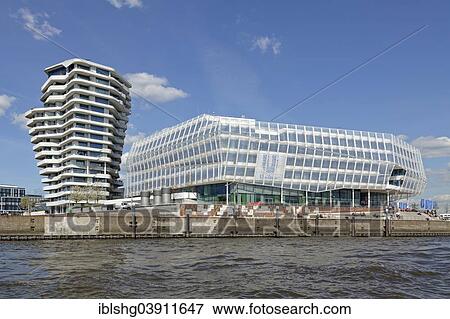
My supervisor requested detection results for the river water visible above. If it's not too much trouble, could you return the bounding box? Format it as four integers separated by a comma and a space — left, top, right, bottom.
0, 237, 449, 298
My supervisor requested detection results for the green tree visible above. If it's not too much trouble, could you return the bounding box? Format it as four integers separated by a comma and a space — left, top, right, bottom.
19, 196, 35, 215
70, 184, 106, 212
69, 186, 88, 212
87, 183, 106, 211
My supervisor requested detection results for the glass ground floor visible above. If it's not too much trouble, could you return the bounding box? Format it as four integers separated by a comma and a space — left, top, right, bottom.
174, 182, 389, 208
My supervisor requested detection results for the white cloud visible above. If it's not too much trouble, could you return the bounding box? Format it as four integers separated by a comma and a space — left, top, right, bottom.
124, 132, 146, 146
121, 152, 129, 167
426, 171, 449, 194
0, 95, 16, 117
432, 194, 450, 202
119, 152, 129, 179
107, 0, 143, 8
125, 72, 189, 103
253, 36, 281, 55
411, 136, 450, 158
426, 163, 450, 182
17, 8, 62, 40
11, 112, 28, 130
430, 194, 450, 209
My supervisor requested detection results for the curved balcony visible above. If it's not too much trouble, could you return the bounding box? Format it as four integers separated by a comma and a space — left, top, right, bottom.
43, 174, 112, 190
44, 181, 111, 194
33, 141, 59, 152
35, 150, 60, 159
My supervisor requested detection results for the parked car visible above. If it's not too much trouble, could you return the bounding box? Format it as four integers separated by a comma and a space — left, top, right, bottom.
114, 202, 135, 210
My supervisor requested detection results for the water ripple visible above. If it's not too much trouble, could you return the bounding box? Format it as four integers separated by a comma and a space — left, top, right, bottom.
1, 237, 450, 298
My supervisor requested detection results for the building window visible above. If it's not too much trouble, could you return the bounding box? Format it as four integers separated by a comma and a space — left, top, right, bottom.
90, 134, 103, 140
95, 87, 109, 95
91, 106, 104, 113
47, 66, 66, 77
95, 97, 109, 105
96, 78, 109, 85
77, 64, 91, 71
96, 68, 110, 76
91, 125, 105, 132
91, 115, 104, 123
77, 74, 90, 81
90, 143, 103, 149
75, 113, 89, 120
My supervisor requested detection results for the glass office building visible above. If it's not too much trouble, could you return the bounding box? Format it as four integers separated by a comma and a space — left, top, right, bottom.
126, 114, 426, 208
0, 184, 26, 214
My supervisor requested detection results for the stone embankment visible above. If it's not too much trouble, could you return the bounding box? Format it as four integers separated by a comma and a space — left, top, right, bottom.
1, 211, 449, 240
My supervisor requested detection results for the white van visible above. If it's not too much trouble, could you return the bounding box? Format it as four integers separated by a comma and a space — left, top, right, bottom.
114, 202, 135, 210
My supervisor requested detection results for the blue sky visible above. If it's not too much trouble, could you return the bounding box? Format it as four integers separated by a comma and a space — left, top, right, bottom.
0, 0, 449, 206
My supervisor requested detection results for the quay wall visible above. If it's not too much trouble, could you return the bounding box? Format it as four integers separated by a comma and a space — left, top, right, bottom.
1, 214, 450, 240
0, 215, 45, 235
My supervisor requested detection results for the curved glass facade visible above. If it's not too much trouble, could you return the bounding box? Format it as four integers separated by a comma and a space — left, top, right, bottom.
126, 114, 426, 205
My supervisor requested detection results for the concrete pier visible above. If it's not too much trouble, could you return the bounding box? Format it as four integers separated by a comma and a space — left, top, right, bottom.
1, 213, 450, 240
